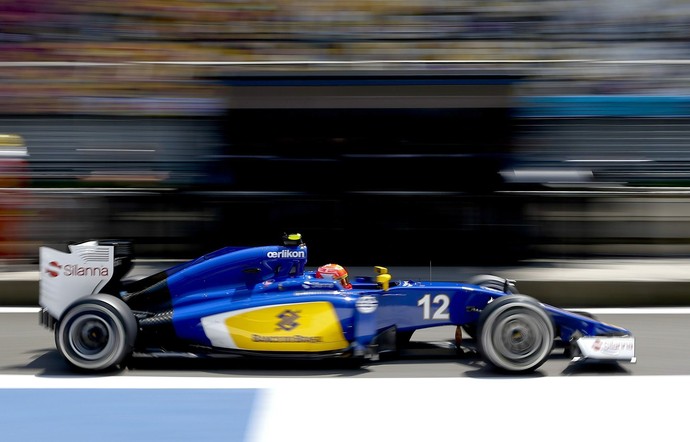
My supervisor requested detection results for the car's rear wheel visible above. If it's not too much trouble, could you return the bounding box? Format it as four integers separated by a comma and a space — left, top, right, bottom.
56, 295, 137, 372
477, 295, 554, 373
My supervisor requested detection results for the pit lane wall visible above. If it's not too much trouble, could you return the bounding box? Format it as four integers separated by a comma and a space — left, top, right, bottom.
5, 263, 690, 308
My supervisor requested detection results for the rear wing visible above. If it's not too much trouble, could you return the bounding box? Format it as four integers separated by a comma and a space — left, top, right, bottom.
39, 241, 114, 319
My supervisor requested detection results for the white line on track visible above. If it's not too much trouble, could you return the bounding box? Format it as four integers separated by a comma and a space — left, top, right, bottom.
0, 374, 688, 442
0, 307, 41, 313
571, 307, 690, 314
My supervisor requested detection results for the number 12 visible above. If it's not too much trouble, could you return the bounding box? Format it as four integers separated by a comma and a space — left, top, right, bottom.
417, 294, 450, 320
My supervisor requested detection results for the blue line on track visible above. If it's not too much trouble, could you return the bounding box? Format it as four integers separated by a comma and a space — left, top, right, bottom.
0, 388, 260, 442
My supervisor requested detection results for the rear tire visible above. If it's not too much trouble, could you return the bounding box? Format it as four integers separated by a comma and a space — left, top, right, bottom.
56, 295, 137, 372
477, 295, 554, 373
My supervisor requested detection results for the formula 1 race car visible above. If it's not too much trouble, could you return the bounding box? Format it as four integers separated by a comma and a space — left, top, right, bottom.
38, 234, 636, 373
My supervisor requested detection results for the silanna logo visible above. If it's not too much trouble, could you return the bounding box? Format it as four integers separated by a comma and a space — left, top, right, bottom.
45, 261, 62, 278
266, 250, 306, 259
276, 309, 300, 331
44, 260, 109, 278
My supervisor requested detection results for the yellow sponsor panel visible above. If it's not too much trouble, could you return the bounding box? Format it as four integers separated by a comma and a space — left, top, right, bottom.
225, 302, 348, 352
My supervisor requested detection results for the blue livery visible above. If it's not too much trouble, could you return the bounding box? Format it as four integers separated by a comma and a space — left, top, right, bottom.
39, 234, 636, 373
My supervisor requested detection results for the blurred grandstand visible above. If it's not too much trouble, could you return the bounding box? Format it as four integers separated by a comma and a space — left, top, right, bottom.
3, 0, 690, 114
3, 0, 690, 264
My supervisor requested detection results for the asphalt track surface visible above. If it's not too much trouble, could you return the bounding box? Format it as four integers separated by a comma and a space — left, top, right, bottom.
4, 262, 690, 441
2, 308, 689, 442
1, 309, 687, 377
3, 259, 690, 376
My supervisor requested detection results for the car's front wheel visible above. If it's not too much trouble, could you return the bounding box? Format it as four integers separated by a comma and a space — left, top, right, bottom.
463, 275, 520, 338
477, 295, 554, 373
55, 295, 137, 372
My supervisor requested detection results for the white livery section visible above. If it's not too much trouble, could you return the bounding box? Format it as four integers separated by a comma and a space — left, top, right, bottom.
200, 309, 245, 349
39, 242, 115, 319
574, 336, 636, 363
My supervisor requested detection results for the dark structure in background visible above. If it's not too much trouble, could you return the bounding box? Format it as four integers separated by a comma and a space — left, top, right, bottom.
12, 74, 690, 264
7, 71, 527, 265
218, 72, 515, 192
508, 96, 690, 259
202, 71, 524, 265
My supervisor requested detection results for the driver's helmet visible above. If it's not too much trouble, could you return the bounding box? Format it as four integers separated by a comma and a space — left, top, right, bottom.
315, 263, 352, 289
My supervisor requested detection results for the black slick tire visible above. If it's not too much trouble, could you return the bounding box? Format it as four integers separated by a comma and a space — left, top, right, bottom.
476, 295, 554, 373
55, 294, 137, 372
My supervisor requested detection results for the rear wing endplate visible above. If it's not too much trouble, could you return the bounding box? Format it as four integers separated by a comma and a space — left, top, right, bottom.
39, 242, 114, 319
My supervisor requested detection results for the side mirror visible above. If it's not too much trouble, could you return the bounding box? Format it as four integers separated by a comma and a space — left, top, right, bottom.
375, 266, 391, 291
243, 267, 262, 289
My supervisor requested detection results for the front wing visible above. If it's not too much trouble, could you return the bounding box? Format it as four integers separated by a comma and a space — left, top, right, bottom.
572, 336, 636, 363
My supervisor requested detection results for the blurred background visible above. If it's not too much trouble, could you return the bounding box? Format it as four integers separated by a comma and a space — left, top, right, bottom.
3, 0, 690, 266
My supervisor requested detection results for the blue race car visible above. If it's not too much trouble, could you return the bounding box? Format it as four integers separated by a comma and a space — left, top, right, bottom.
38, 234, 635, 373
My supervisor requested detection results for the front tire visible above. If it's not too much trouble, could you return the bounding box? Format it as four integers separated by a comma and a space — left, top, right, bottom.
477, 295, 554, 373
56, 295, 137, 372
467, 274, 519, 294
463, 275, 519, 338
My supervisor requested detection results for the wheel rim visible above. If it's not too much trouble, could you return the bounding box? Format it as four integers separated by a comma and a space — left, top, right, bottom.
58, 303, 128, 370
68, 314, 116, 361
480, 303, 553, 371
493, 313, 547, 362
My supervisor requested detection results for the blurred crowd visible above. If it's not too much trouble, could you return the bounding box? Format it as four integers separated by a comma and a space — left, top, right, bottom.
2, 0, 690, 115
